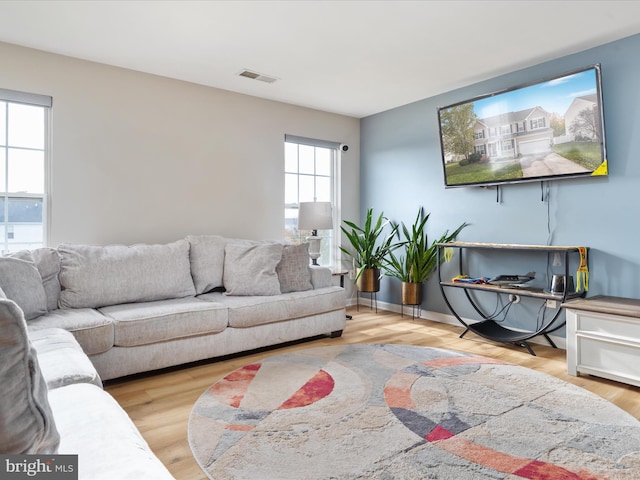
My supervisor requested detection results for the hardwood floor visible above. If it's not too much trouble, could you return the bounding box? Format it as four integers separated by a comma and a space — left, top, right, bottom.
106, 307, 640, 479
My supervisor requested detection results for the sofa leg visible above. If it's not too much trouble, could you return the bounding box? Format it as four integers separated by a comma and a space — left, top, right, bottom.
330, 330, 343, 338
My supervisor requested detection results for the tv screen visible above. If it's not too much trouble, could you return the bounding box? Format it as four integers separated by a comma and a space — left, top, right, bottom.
438, 64, 607, 188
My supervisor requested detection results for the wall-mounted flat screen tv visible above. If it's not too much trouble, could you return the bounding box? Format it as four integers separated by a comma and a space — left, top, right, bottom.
437, 64, 607, 188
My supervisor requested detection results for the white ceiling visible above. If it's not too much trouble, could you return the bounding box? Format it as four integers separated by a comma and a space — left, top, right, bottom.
1, 1, 640, 118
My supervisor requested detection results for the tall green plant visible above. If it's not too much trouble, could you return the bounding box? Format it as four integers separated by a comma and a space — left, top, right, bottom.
384, 207, 467, 283
340, 208, 402, 282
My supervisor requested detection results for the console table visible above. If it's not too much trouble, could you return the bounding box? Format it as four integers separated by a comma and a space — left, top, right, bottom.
437, 242, 588, 355
564, 296, 640, 387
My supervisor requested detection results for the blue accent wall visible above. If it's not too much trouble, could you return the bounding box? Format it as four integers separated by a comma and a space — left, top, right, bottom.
360, 33, 640, 328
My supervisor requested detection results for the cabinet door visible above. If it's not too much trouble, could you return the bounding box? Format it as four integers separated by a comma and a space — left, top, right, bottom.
567, 308, 640, 387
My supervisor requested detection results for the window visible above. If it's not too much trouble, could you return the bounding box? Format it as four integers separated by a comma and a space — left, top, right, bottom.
530, 117, 546, 129
474, 129, 485, 139
1, 89, 51, 254
500, 124, 512, 135
284, 135, 338, 267
501, 139, 514, 151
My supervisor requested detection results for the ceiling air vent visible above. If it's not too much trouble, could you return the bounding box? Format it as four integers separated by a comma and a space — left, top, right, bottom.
238, 69, 278, 84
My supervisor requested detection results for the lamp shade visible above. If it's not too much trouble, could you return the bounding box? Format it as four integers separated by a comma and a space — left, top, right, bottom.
298, 202, 333, 230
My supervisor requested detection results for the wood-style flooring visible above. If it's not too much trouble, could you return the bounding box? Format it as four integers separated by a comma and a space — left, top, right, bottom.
106, 307, 640, 479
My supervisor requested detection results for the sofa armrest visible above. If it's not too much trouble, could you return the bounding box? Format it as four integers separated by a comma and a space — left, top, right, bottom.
310, 266, 332, 289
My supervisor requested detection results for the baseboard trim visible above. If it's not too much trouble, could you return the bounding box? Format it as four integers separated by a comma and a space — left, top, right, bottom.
346, 298, 566, 350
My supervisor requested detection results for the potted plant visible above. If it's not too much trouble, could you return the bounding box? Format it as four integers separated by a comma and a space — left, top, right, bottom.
384, 207, 467, 305
340, 208, 402, 293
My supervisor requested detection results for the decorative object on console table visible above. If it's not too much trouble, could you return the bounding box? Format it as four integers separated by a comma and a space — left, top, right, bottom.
384, 207, 467, 319
298, 201, 333, 265
340, 208, 401, 312
437, 242, 588, 355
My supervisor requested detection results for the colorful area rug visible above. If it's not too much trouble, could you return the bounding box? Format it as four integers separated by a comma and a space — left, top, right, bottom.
188, 344, 640, 479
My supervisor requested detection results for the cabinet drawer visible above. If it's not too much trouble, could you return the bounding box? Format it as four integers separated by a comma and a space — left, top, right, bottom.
576, 311, 640, 340
577, 336, 640, 386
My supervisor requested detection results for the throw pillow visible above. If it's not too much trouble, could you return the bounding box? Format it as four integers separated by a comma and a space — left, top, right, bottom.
0, 299, 60, 454
223, 243, 283, 296
186, 235, 227, 294
276, 243, 313, 293
0, 256, 48, 321
31, 248, 62, 311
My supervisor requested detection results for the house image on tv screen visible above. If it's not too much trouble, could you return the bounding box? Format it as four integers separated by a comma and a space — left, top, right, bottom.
563, 94, 600, 143
472, 106, 553, 159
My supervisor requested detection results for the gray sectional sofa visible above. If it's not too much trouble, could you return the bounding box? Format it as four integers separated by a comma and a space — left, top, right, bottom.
3, 234, 346, 381
0, 235, 346, 478
0, 298, 175, 478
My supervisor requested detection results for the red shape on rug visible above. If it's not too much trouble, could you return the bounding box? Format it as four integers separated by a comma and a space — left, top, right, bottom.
514, 460, 598, 480
426, 425, 454, 442
209, 363, 262, 408
278, 369, 334, 410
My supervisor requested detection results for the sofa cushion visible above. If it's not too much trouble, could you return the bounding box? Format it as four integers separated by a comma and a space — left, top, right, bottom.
223, 243, 283, 296
0, 255, 48, 320
277, 243, 313, 293
186, 234, 227, 294
0, 299, 60, 454
58, 240, 196, 309
30, 328, 102, 390
28, 308, 114, 355
8, 249, 61, 312
99, 297, 228, 347
198, 287, 345, 328
310, 265, 332, 289
31, 248, 62, 311
48, 383, 174, 479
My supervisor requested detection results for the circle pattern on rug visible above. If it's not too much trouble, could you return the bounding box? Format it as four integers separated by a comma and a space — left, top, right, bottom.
188, 344, 640, 479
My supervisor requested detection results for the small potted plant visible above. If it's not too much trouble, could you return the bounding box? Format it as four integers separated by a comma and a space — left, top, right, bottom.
384, 207, 467, 305
340, 208, 402, 293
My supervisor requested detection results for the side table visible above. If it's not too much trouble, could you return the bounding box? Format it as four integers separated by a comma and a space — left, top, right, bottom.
332, 270, 352, 320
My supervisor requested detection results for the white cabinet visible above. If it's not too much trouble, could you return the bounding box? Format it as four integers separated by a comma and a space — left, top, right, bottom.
565, 296, 640, 387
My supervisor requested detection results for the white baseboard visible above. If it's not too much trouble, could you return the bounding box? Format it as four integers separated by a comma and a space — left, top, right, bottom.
346, 298, 566, 350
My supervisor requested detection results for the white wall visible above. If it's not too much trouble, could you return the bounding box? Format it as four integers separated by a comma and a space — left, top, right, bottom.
0, 41, 360, 247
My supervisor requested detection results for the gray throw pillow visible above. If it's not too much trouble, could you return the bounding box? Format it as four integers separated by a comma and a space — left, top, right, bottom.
12, 249, 62, 312
0, 299, 60, 454
0, 256, 48, 320
223, 243, 283, 296
186, 235, 227, 294
277, 243, 313, 293
31, 248, 62, 311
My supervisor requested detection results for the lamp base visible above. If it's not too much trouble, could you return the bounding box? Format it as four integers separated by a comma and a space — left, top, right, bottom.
306, 236, 322, 265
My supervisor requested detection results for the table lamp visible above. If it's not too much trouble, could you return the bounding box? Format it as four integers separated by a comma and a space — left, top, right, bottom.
297, 201, 332, 265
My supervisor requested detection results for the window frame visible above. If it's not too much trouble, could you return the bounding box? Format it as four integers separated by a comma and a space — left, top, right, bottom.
284, 134, 340, 268
0, 88, 51, 254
